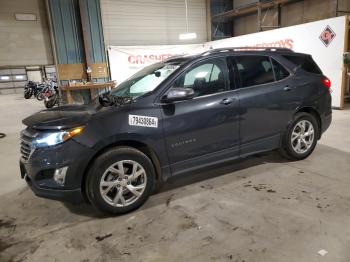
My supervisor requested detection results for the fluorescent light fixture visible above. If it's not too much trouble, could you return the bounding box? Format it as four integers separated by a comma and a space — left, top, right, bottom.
0, 76, 10, 81
179, 32, 197, 40
15, 75, 25, 80
179, 0, 197, 41
15, 13, 37, 21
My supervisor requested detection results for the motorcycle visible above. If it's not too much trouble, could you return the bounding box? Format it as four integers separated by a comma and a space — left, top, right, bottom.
36, 79, 57, 101
44, 90, 59, 108
24, 81, 43, 99
42, 83, 60, 109
24, 79, 59, 108
35, 83, 47, 101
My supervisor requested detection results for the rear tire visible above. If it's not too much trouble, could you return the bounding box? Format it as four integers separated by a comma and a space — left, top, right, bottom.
86, 147, 155, 214
279, 112, 319, 160
24, 90, 32, 99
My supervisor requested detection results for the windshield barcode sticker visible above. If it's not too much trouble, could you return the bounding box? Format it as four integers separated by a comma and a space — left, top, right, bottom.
129, 115, 158, 128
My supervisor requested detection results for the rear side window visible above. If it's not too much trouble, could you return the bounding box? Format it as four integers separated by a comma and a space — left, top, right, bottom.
271, 59, 290, 81
235, 56, 275, 88
282, 55, 322, 74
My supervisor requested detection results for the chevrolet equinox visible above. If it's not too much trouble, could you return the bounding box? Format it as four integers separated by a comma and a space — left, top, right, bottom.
20, 47, 332, 214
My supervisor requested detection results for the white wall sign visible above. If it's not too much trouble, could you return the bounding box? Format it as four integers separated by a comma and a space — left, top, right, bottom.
108, 44, 207, 85
108, 16, 348, 108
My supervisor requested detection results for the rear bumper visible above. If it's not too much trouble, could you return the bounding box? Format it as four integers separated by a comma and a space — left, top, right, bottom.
321, 110, 332, 135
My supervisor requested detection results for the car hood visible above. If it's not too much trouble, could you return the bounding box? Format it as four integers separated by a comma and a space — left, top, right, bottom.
22, 104, 99, 130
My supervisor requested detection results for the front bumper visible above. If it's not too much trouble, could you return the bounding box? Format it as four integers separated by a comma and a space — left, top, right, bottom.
19, 139, 95, 204
22, 172, 83, 203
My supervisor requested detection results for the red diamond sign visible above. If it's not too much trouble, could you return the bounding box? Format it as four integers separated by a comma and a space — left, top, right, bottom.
319, 25, 336, 47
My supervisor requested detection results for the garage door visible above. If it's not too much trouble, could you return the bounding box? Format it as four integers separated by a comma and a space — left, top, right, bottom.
100, 0, 208, 46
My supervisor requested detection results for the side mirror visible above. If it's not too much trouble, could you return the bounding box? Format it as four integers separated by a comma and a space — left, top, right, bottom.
161, 87, 194, 103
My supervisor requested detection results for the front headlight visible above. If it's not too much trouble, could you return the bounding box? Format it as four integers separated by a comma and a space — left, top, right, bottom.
32, 126, 85, 148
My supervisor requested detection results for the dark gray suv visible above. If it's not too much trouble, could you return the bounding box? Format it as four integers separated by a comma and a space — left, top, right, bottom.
20, 47, 332, 214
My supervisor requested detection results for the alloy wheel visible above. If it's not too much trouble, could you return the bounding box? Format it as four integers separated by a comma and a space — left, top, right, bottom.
291, 120, 315, 154
99, 160, 147, 207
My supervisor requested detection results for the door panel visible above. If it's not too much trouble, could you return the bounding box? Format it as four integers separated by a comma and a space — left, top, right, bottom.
237, 80, 300, 155
161, 91, 239, 174
160, 56, 240, 175
231, 55, 300, 155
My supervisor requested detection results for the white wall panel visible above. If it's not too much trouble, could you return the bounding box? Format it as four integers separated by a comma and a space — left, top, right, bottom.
0, 0, 53, 66
100, 0, 208, 46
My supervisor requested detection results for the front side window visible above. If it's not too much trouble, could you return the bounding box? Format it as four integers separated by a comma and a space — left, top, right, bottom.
235, 55, 275, 88
173, 58, 229, 97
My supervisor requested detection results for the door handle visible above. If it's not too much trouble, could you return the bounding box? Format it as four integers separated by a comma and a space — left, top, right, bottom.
283, 86, 292, 91
220, 97, 235, 105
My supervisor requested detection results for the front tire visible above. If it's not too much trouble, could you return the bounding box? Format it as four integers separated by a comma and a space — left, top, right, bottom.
36, 92, 44, 101
44, 95, 57, 108
86, 147, 155, 214
280, 112, 319, 160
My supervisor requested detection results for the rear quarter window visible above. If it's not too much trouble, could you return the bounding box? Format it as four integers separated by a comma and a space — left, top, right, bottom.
271, 59, 290, 81
282, 55, 322, 75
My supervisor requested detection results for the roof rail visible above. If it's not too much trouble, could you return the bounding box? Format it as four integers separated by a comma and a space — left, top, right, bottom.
201, 46, 294, 55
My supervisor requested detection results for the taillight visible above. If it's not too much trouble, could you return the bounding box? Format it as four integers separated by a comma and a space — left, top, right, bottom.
322, 77, 331, 89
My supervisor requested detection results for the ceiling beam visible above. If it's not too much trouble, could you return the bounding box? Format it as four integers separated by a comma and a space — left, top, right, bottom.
212, 0, 303, 22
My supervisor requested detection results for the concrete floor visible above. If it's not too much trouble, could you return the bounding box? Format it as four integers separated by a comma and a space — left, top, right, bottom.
0, 94, 350, 262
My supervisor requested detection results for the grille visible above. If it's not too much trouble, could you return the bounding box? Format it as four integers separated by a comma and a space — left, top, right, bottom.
20, 128, 36, 162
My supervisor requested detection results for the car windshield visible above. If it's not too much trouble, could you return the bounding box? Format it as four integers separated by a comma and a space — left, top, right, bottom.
110, 62, 180, 98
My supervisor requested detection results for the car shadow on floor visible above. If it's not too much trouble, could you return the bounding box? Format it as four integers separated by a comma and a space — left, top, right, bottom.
162, 151, 287, 192
63, 150, 289, 217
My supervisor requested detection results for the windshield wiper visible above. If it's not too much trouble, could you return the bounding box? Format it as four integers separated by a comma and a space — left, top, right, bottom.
110, 95, 134, 106
98, 93, 134, 107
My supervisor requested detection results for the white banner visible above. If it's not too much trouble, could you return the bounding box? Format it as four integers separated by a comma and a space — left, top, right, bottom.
108, 16, 347, 108
108, 44, 207, 85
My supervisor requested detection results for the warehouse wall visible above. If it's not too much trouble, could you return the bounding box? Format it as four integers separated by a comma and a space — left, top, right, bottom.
233, 0, 336, 36
230, 0, 350, 36
0, 0, 53, 66
100, 0, 208, 46
46, 0, 108, 103
48, 0, 85, 65
337, 0, 350, 16
211, 0, 233, 40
